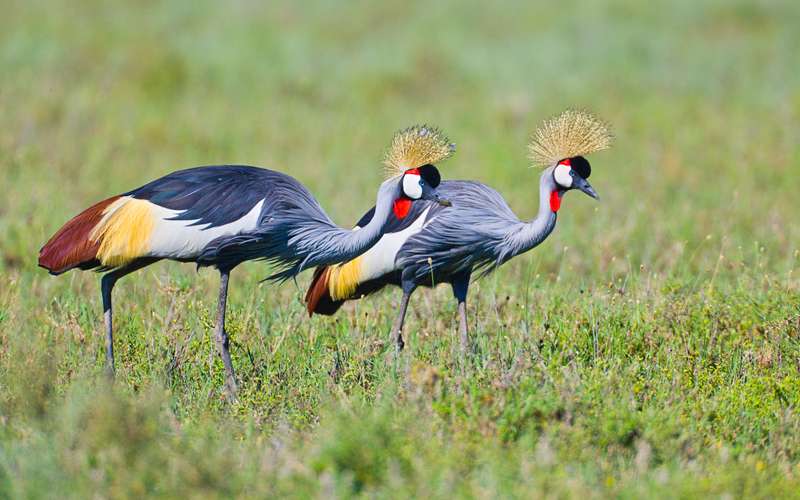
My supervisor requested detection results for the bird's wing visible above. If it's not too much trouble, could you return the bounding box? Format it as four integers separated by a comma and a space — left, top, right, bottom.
397, 181, 521, 282
122, 165, 331, 263
39, 165, 296, 271
127, 165, 289, 228
194, 168, 344, 275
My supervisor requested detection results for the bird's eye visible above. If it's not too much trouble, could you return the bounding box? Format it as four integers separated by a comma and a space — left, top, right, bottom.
419, 179, 424, 186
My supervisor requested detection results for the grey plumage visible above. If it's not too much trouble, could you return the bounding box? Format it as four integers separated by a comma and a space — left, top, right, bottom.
397, 170, 558, 283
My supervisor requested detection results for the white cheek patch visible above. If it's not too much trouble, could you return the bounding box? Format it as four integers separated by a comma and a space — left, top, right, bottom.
554, 165, 573, 188
402, 174, 423, 199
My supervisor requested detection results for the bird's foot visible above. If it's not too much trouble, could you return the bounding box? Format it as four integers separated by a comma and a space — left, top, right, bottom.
223, 377, 239, 403
384, 332, 405, 369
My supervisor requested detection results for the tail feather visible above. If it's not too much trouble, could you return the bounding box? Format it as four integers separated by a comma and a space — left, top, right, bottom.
38, 196, 120, 275
304, 266, 346, 316
305, 266, 399, 317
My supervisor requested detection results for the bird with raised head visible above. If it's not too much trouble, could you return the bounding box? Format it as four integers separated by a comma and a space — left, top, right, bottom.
38, 125, 453, 396
305, 110, 611, 355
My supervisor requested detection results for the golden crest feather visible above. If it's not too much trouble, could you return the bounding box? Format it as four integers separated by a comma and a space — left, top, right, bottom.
383, 125, 455, 179
528, 110, 612, 168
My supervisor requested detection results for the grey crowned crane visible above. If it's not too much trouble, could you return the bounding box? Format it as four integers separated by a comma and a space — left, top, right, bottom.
305, 111, 611, 354
38, 126, 453, 395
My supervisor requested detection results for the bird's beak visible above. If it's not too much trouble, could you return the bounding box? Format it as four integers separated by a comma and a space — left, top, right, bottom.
573, 176, 599, 200
436, 195, 452, 207
421, 189, 452, 206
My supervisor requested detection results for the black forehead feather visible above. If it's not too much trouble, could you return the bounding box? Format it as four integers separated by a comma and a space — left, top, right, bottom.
418, 164, 441, 187
570, 156, 591, 179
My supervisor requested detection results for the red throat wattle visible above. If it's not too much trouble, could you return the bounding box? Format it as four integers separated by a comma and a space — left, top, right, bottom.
393, 197, 412, 218
549, 191, 562, 212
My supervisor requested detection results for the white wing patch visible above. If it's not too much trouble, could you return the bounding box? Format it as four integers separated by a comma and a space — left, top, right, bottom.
147, 200, 265, 259
356, 207, 431, 282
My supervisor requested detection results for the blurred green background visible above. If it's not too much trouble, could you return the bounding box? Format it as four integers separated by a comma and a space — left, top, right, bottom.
1, 0, 799, 497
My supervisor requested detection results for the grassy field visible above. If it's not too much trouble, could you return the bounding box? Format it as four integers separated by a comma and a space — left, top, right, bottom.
1, 0, 799, 497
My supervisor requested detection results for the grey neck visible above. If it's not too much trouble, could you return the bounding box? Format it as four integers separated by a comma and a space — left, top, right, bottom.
337, 176, 399, 258
505, 167, 558, 257
301, 176, 401, 269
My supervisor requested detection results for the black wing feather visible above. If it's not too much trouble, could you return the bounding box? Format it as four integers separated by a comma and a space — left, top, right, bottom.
128, 165, 278, 228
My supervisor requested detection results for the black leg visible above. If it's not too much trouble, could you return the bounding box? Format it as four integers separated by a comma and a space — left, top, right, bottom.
100, 274, 116, 377
214, 269, 238, 399
390, 281, 416, 354
451, 272, 471, 355
100, 258, 159, 378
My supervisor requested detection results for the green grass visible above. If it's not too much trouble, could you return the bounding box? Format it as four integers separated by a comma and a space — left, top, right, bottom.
1, 0, 800, 497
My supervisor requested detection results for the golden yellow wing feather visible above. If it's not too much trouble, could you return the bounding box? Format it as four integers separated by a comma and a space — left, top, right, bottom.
326, 256, 364, 301
89, 197, 155, 267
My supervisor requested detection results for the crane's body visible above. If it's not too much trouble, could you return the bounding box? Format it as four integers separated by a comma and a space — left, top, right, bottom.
41, 166, 322, 272
39, 125, 454, 397
306, 110, 611, 354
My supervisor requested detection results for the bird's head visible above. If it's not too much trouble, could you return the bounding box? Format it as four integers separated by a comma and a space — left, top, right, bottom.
552, 156, 598, 199
401, 164, 449, 204
384, 125, 455, 218
528, 110, 612, 213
